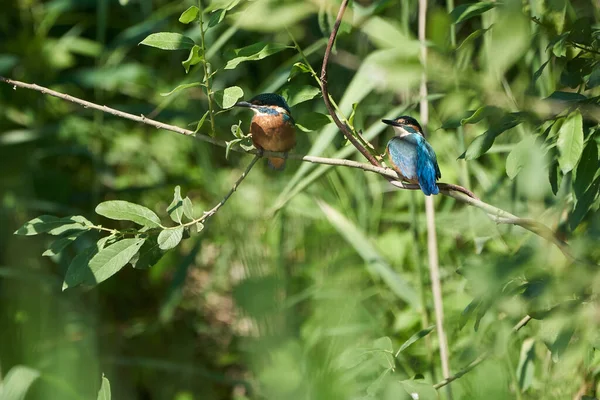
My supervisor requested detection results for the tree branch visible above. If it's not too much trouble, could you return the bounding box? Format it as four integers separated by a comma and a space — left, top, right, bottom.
319, 0, 381, 167
0, 76, 585, 263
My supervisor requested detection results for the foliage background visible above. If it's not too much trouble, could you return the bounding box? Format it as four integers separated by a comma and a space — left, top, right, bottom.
1, 0, 599, 399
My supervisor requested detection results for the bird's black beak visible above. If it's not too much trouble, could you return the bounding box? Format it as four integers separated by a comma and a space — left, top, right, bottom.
234, 101, 253, 108
382, 119, 401, 127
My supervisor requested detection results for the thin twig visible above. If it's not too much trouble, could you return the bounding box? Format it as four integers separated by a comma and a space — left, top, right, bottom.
198, 155, 260, 222
433, 315, 532, 390
418, 0, 452, 397
0, 76, 585, 262
198, 2, 217, 136
319, 0, 381, 167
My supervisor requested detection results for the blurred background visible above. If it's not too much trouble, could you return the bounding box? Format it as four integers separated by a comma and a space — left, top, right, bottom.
1, 0, 599, 399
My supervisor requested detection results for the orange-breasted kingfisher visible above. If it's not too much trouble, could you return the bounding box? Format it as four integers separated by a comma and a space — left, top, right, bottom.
382, 116, 441, 196
234, 93, 296, 170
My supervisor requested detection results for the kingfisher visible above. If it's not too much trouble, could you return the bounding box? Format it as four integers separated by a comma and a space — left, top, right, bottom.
382, 116, 441, 196
234, 93, 296, 170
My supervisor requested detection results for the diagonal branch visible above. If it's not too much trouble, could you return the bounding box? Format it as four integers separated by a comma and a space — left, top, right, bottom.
0, 76, 585, 263
319, 0, 381, 167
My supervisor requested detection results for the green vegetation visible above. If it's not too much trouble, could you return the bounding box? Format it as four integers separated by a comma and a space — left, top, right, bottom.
1, 0, 599, 399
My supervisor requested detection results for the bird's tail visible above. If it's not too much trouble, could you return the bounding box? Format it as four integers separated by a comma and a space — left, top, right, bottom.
267, 157, 286, 171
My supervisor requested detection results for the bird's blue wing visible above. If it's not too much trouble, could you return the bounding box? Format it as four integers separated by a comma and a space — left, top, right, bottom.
415, 136, 441, 196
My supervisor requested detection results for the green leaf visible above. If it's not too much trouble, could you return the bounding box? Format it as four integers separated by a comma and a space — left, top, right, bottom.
288, 62, 312, 81
194, 110, 210, 132
42, 231, 86, 257
182, 45, 203, 73
62, 244, 101, 290
96, 200, 162, 228
130, 236, 165, 270
158, 227, 184, 250
574, 140, 599, 197
400, 380, 439, 400
179, 6, 199, 24
97, 375, 111, 400
281, 84, 321, 107
213, 86, 244, 109
183, 197, 195, 220
396, 326, 435, 355
549, 325, 575, 362
460, 106, 504, 125
461, 113, 525, 160
516, 338, 535, 391
139, 32, 195, 50
557, 110, 584, 174
160, 82, 202, 97
295, 112, 333, 132
190, 221, 205, 236
569, 176, 600, 230
587, 65, 600, 89
317, 200, 420, 308
14, 215, 92, 236
0, 365, 40, 400
167, 186, 184, 224
224, 42, 289, 70
208, 9, 227, 27
546, 91, 587, 103
506, 136, 539, 180
456, 27, 490, 51
87, 238, 146, 285
372, 337, 394, 368
450, 2, 496, 23
225, 138, 242, 160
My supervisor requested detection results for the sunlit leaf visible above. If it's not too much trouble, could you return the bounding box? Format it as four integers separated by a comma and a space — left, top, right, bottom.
182, 45, 203, 73
179, 6, 199, 24
97, 375, 111, 400
557, 110, 584, 174
224, 42, 289, 70
396, 326, 435, 355
160, 82, 202, 96
194, 110, 210, 132
167, 185, 184, 224
139, 32, 195, 50
288, 62, 312, 81
516, 338, 535, 391
158, 227, 184, 250
86, 238, 146, 285
213, 86, 244, 109
14, 215, 92, 236
0, 365, 40, 400
183, 197, 195, 220
96, 200, 162, 228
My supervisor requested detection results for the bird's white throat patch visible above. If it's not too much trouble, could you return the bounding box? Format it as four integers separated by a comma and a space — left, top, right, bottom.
392, 125, 413, 138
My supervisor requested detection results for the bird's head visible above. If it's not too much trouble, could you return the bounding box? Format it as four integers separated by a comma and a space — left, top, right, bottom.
382, 116, 424, 137
235, 93, 292, 116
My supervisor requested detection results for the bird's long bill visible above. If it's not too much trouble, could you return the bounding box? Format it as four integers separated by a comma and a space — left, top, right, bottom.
382, 119, 401, 127
234, 101, 253, 108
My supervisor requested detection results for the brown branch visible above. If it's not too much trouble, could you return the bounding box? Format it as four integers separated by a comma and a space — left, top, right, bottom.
433, 315, 532, 390
319, 0, 381, 167
0, 76, 587, 263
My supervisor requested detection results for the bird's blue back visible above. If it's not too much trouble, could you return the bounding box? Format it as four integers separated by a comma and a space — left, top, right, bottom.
388, 134, 441, 196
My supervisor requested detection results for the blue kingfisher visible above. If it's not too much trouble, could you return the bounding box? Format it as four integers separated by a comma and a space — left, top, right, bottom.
234, 93, 296, 170
382, 116, 441, 196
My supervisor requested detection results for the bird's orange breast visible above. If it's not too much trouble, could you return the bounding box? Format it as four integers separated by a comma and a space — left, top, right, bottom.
250, 114, 296, 153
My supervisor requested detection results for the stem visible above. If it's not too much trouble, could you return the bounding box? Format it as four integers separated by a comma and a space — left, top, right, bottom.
198, 2, 216, 136
319, 0, 381, 167
418, 0, 452, 398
